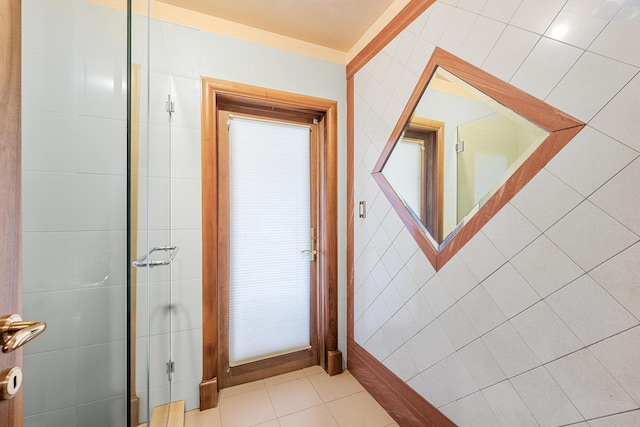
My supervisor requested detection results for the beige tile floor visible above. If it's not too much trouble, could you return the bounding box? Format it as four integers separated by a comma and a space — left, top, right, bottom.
184, 366, 400, 427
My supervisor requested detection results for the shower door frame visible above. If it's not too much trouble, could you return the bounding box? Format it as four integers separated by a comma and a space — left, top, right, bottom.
200, 77, 342, 410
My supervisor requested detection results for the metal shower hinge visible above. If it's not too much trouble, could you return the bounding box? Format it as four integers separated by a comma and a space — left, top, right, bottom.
166, 360, 175, 381
166, 94, 175, 114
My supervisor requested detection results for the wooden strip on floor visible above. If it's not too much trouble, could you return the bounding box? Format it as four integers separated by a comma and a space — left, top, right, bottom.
148, 400, 184, 427
168, 400, 185, 426
149, 403, 170, 427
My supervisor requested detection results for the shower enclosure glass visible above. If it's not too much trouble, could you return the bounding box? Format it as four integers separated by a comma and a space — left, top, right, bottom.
20, 0, 201, 424
21, 0, 129, 425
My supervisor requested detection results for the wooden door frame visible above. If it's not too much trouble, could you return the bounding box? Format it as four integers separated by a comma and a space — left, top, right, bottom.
199, 78, 342, 410
0, 1, 22, 425
403, 117, 444, 243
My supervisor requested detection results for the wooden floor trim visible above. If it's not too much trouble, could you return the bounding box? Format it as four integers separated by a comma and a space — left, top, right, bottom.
348, 341, 455, 427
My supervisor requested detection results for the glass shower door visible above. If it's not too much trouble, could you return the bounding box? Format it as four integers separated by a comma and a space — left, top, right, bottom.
130, 4, 203, 424
130, 11, 175, 423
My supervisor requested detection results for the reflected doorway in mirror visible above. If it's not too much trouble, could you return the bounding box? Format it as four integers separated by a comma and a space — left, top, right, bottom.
372, 48, 585, 271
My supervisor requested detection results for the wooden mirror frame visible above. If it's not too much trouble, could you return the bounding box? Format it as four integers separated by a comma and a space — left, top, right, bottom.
372, 48, 585, 271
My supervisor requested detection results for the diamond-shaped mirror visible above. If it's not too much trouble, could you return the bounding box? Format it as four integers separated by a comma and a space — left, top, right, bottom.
372, 48, 584, 271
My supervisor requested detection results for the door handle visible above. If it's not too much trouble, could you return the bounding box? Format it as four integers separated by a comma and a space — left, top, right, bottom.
301, 228, 317, 261
1, 314, 46, 353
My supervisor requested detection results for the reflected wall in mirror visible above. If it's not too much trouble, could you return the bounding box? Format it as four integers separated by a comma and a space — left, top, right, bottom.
372, 48, 584, 271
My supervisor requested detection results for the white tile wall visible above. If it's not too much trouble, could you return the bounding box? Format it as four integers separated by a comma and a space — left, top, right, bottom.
76, 174, 127, 231
23, 291, 76, 354
510, 168, 584, 231
22, 48, 77, 114
510, 36, 582, 100
76, 341, 127, 404
510, 367, 583, 426
544, 0, 609, 48
482, 263, 539, 318
509, 0, 566, 34
24, 407, 76, 427
545, 349, 636, 419
458, 15, 506, 67
510, 235, 584, 297
546, 275, 636, 346
510, 301, 582, 364
76, 396, 127, 427
482, 26, 539, 81
589, 410, 640, 427
590, 326, 640, 405
22, 171, 77, 232
438, 8, 478, 54
76, 286, 126, 345
482, 380, 538, 426
593, 72, 640, 151
589, 13, 640, 67
453, 392, 500, 426
545, 125, 638, 198
438, 305, 477, 350
481, 203, 540, 260
352, 1, 640, 425
22, 232, 76, 293
590, 242, 640, 319
23, 349, 78, 417
590, 157, 640, 235
76, 60, 127, 120
77, 116, 127, 175
22, 110, 77, 173
457, 339, 506, 389
458, 286, 506, 336
545, 201, 637, 271
546, 51, 637, 123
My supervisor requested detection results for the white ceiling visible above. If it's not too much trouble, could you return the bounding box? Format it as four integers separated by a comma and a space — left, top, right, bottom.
159, 0, 398, 52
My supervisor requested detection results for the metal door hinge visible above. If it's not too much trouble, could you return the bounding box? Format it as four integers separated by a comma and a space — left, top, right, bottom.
455, 141, 465, 153
166, 95, 175, 114
166, 360, 175, 381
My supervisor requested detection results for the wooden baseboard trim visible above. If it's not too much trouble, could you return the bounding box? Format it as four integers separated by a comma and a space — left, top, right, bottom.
199, 377, 218, 410
347, 340, 454, 427
327, 350, 343, 376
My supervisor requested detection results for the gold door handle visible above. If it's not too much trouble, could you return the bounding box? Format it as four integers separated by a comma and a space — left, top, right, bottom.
301, 228, 317, 261
1, 314, 46, 353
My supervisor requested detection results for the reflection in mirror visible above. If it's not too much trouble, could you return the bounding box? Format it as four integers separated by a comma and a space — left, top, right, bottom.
372, 48, 584, 271
382, 66, 549, 247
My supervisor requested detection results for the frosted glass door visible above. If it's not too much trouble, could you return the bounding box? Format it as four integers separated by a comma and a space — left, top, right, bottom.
227, 116, 312, 366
